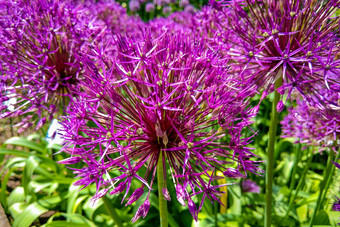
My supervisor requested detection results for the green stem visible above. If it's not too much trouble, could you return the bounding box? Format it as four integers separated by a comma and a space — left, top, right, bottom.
284, 147, 313, 220
320, 149, 340, 209
265, 78, 282, 227
288, 143, 302, 200
158, 150, 168, 227
102, 196, 123, 227
310, 148, 339, 226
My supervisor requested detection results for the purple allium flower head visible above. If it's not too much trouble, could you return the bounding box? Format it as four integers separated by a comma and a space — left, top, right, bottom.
241, 179, 260, 193
0, 0, 102, 132
162, 6, 172, 15
145, 2, 155, 13
223, 0, 340, 108
60, 32, 260, 221
184, 5, 196, 14
129, 0, 140, 12
281, 89, 340, 149
179, 0, 189, 8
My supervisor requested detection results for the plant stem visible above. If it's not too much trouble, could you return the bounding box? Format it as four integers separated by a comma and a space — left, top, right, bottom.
288, 143, 302, 200
102, 196, 123, 227
320, 149, 340, 209
265, 78, 282, 227
158, 150, 168, 227
310, 148, 338, 226
284, 147, 313, 220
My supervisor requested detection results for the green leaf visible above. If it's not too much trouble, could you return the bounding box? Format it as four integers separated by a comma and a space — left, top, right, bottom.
0, 168, 14, 208
22, 155, 40, 196
313, 210, 330, 225
67, 184, 81, 217
12, 202, 48, 227
72, 195, 88, 214
47, 143, 62, 150
43, 221, 94, 227
296, 204, 308, 223
5, 137, 45, 153
0, 149, 31, 157
83, 197, 103, 220
8, 202, 28, 219
37, 196, 62, 209
59, 213, 96, 227
3, 157, 26, 171
8, 187, 25, 208
327, 211, 340, 226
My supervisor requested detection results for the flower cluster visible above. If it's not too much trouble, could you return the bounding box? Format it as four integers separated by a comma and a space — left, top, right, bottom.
281, 89, 340, 150
217, 0, 340, 108
60, 32, 261, 221
241, 179, 260, 193
0, 0, 105, 132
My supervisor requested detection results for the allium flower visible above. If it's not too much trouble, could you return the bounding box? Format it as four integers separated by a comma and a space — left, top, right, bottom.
162, 6, 172, 15
129, 0, 140, 12
223, 0, 340, 108
145, 2, 155, 13
60, 32, 261, 221
179, 0, 189, 8
281, 89, 340, 149
0, 0, 103, 132
241, 179, 260, 193
184, 5, 196, 14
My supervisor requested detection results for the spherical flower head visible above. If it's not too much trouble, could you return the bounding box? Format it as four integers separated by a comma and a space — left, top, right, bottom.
0, 0, 103, 132
179, 0, 189, 8
60, 32, 260, 222
129, 0, 140, 12
224, 0, 340, 108
184, 5, 196, 14
241, 179, 260, 193
162, 6, 172, 15
145, 3, 155, 13
281, 89, 340, 149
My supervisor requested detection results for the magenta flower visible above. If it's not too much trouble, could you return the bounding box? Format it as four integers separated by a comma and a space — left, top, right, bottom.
60, 32, 260, 221
145, 3, 155, 13
129, 0, 141, 12
223, 0, 340, 108
281, 89, 340, 149
0, 0, 103, 132
241, 179, 260, 193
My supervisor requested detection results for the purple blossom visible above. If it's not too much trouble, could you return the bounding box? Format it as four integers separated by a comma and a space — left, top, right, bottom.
0, 0, 103, 132
220, 0, 340, 108
145, 3, 155, 13
129, 0, 140, 12
184, 5, 196, 14
281, 89, 340, 149
60, 32, 260, 221
179, 0, 189, 8
241, 179, 260, 193
162, 6, 172, 15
